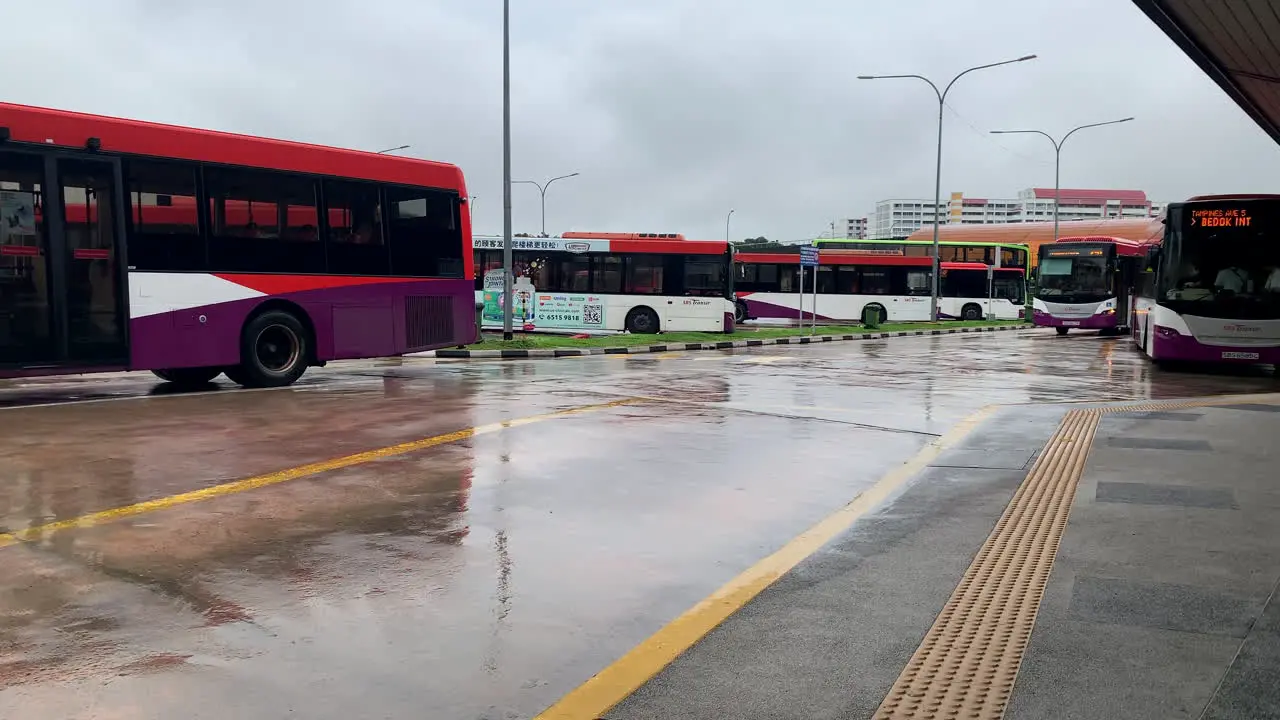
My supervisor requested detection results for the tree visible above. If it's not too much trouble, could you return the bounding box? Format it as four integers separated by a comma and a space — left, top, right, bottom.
733, 236, 792, 251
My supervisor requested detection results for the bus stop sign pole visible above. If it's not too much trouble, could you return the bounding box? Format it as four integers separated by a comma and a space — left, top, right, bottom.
799, 246, 819, 331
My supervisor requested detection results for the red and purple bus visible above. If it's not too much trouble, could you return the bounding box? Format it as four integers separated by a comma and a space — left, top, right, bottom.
0, 102, 473, 387
1033, 235, 1151, 336
734, 252, 934, 323
1132, 195, 1280, 365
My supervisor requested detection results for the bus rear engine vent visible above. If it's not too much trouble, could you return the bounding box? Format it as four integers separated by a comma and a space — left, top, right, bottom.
405, 295, 455, 349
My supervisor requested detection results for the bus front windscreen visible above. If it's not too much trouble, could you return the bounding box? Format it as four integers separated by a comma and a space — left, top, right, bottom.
1162, 201, 1280, 320
1037, 252, 1109, 303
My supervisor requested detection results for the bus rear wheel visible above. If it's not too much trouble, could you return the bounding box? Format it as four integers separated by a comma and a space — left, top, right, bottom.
152, 367, 222, 386
734, 299, 750, 324
625, 306, 660, 334
1056, 327, 1069, 336
961, 303, 983, 321
235, 310, 310, 388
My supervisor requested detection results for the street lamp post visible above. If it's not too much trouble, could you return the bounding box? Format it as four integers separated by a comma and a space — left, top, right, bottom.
858, 55, 1036, 321
725, 208, 734, 243
990, 118, 1135, 243
502, 0, 514, 340
514, 173, 580, 237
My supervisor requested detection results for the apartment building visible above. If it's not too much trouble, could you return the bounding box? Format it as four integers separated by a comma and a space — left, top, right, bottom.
870, 188, 1165, 238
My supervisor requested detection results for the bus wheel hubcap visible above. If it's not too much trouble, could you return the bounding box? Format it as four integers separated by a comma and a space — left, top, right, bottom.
257, 326, 300, 372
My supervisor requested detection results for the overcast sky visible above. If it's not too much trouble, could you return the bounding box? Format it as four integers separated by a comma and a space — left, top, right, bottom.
8, 0, 1279, 241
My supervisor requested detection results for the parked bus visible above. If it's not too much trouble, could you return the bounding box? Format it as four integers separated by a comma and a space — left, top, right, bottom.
938, 262, 1026, 321
902, 218, 1165, 272
734, 252, 933, 323
472, 235, 733, 334
0, 102, 473, 387
1132, 195, 1280, 365
562, 231, 686, 241
1033, 236, 1150, 335
812, 238, 1030, 273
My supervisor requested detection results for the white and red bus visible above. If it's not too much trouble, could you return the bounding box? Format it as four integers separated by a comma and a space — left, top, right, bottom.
938, 262, 1026, 321
1033, 235, 1150, 335
734, 252, 933, 323
472, 235, 734, 334
0, 102, 474, 387
1132, 195, 1280, 365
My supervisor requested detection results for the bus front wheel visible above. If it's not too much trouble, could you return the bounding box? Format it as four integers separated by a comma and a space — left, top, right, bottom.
152, 367, 222, 386
236, 310, 311, 388
1056, 327, 1069, 336
734, 300, 750, 324
961, 303, 983, 321
625, 306, 660, 334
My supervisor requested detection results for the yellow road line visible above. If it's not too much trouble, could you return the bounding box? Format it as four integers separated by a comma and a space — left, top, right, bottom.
0, 398, 637, 549
533, 404, 998, 720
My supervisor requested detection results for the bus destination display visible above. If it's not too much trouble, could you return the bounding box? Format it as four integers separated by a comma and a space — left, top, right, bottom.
1045, 248, 1104, 257
1190, 207, 1252, 229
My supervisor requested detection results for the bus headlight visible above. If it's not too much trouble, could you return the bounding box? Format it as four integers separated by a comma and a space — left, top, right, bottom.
1100, 308, 1116, 316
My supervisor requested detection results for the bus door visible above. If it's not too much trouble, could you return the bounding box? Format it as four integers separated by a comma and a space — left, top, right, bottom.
0, 150, 128, 368
1112, 250, 1135, 326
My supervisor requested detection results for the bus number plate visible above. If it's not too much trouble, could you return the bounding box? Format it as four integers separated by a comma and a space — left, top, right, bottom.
1061, 321, 1081, 326
1222, 351, 1260, 360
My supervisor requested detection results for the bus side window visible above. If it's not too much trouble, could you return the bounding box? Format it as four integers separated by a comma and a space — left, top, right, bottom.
624, 254, 664, 294
683, 255, 725, 296
757, 263, 779, 292
592, 255, 623, 293
834, 267, 859, 294
206, 167, 323, 274
124, 159, 203, 271
385, 187, 463, 278
860, 269, 891, 295
323, 180, 388, 276
904, 269, 931, 295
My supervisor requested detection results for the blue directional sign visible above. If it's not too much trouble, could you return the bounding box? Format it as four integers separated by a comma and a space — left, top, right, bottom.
800, 246, 819, 267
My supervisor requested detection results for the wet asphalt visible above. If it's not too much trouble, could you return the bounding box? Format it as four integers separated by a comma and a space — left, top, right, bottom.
0, 330, 1274, 719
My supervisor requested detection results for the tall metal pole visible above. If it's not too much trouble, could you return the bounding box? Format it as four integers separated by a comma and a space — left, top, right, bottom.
990, 118, 1134, 245
1053, 144, 1061, 244
501, 0, 514, 340
858, 55, 1036, 322
930, 96, 944, 321
725, 208, 734, 243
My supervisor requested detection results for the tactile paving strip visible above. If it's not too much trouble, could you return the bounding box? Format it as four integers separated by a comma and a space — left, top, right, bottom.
872, 395, 1280, 720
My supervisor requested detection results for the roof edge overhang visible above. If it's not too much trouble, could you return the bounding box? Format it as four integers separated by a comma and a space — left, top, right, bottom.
1131, 0, 1280, 144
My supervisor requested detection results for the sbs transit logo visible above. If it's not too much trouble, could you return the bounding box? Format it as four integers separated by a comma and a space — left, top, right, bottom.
564, 242, 591, 253
1222, 323, 1262, 333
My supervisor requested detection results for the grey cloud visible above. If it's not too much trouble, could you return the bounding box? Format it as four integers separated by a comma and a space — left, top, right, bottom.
6, 0, 1278, 242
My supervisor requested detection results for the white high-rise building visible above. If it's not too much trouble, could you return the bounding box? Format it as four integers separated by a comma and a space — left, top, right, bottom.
869, 188, 1165, 239
834, 217, 868, 239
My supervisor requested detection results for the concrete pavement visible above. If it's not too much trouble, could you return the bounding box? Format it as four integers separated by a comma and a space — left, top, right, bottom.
0, 330, 1276, 719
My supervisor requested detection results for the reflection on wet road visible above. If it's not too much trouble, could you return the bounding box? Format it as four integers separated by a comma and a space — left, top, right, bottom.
0, 332, 1273, 719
